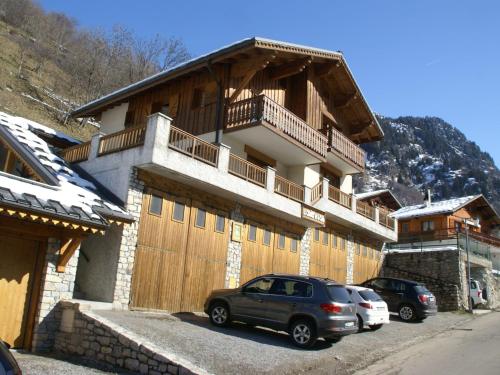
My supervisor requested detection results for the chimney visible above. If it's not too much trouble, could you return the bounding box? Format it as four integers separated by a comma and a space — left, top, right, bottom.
426, 188, 432, 207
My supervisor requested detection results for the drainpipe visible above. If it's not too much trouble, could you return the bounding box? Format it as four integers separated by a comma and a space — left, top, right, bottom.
206, 60, 224, 144
464, 219, 473, 313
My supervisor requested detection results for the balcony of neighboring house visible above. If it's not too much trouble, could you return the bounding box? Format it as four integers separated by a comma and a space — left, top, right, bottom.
60, 113, 395, 241
224, 94, 365, 174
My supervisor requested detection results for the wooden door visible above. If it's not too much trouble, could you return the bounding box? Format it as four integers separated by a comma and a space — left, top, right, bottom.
181, 203, 230, 311
239, 222, 274, 284
272, 228, 301, 275
309, 228, 329, 278
0, 236, 41, 348
131, 192, 191, 311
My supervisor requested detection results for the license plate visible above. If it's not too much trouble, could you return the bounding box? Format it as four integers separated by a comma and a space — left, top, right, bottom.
345, 322, 355, 327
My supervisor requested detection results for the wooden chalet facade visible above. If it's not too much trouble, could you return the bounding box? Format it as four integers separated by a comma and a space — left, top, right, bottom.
67, 38, 397, 314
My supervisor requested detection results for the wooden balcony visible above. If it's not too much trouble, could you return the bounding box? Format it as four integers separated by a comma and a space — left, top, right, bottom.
328, 185, 352, 209
328, 127, 366, 171
356, 200, 376, 221
228, 154, 267, 187
60, 141, 91, 163
168, 126, 219, 166
98, 125, 147, 156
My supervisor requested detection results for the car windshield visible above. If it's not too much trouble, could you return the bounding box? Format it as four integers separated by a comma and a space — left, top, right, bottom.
414, 285, 430, 294
358, 290, 383, 301
326, 285, 352, 303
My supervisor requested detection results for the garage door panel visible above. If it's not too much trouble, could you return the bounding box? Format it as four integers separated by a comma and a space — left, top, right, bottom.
240, 222, 274, 284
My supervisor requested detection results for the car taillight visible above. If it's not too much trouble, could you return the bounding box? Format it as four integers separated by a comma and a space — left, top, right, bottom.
418, 294, 429, 304
478, 291, 481, 297
320, 303, 342, 314
358, 302, 373, 309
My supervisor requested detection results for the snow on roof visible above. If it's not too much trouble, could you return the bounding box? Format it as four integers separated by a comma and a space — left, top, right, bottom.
9, 113, 79, 144
392, 195, 479, 220
355, 189, 391, 200
0, 111, 131, 225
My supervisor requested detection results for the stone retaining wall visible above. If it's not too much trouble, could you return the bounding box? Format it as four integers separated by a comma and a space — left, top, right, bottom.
55, 302, 209, 375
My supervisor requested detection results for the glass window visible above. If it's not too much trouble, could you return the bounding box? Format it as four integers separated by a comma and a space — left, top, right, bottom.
371, 278, 390, 290
362, 244, 368, 257
369, 248, 374, 259
314, 228, 320, 242
263, 229, 272, 246
422, 220, 435, 232
322, 231, 329, 246
195, 208, 206, 228
402, 223, 409, 233
149, 194, 162, 215
359, 290, 383, 302
340, 236, 345, 251
326, 285, 352, 303
355, 242, 361, 255
414, 285, 431, 294
172, 201, 185, 221
291, 237, 299, 252
215, 214, 225, 232
332, 234, 338, 249
244, 278, 274, 294
269, 279, 313, 298
248, 224, 257, 241
278, 233, 286, 249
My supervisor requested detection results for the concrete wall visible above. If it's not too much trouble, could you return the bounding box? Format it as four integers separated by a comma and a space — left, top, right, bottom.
100, 103, 129, 134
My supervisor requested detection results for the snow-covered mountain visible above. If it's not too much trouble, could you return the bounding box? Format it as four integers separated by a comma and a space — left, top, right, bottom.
355, 116, 500, 211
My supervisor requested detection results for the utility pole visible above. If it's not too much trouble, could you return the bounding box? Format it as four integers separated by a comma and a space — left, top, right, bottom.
463, 219, 473, 313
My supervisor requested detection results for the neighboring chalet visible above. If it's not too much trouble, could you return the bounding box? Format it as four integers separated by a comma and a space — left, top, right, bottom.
386, 195, 500, 310
66, 37, 398, 313
0, 112, 132, 350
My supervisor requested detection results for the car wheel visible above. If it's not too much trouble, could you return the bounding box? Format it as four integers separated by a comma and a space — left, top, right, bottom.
369, 324, 383, 331
398, 304, 416, 322
290, 319, 317, 348
209, 302, 230, 327
357, 315, 364, 333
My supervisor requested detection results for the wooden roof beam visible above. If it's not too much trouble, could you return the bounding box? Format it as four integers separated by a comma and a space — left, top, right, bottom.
336, 93, 358, 109
268, 57, 313, 81
229, 55, 276, 103
350, 121, 374, 136
57, 237, 83, 272
315, 61, 341, 77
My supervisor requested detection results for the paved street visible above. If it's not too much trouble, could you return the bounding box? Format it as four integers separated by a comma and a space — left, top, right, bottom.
355, 311, 500, 375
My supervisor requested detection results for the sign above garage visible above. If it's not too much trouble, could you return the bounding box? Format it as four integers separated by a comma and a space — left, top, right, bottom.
301, 205, 326, 226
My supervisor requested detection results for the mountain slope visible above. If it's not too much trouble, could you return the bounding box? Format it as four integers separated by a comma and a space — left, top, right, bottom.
356, 116, 500, 212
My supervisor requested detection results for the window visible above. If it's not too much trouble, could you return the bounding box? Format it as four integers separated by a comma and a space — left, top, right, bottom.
359, 290, 383, 302
422, 220, 435, 232
263, 229, 272, 246
314, 228, 320, 242
454, 221, 462, 232
192, 83, 217, 109
248, 224, 257, 241
151, 101, 170, 116
278, 233, 286, 249
291, 237, 299, 252
215, 214, 225, 233
124, 110, 135, 127
332, 234, 338, 249
355, 242, 361, 255
362, 244, 367, 257
326, 285, 352, 303
371, 278, 390, 290
243, 278, 274, 294
269, 279, 313, 298
172, 201, 185, 221
401, 222, 409, 233
340, 236, 345, 251
322, 230, 329, 246
369, 248, 374, 259
149, 194, 162, 215
195, 208, 206, 228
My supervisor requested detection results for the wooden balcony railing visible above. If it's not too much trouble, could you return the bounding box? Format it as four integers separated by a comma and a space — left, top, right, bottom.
310, 181, 323, 204
228, 154, 267, 187
60, 141, 91, 163
225, 95, 328, 158
356, 200, 376, 221
328, 185, 352, 209
329, 127, 366, 170
274, 175, 304, 202
168, 126, 219, 166
98, 125, 147, 156
379, 208, 395, 230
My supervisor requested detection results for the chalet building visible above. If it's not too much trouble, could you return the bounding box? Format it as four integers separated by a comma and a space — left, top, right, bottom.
386, 195, 500, 310
0, 112, 132, 350
65, 37, 398, 313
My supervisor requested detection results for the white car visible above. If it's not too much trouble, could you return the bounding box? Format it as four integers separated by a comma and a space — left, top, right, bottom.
346, 285, 390, 332
470, 279, 486, 308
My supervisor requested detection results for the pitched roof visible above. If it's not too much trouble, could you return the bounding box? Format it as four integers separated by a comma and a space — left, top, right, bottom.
392, 195, 481, 220
0, 111, 132, 228
355, 189, 402, 209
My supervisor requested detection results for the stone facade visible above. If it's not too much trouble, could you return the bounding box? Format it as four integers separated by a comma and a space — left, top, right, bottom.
32, 238, 80, 351
299, 228, 312, 276
55, 302, 206, 375
225, 205, 244, 288
113, 168, 144, 309
346, 234, 355, 284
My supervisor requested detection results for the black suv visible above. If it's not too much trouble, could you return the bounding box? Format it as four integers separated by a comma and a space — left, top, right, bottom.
361, 277, 437, 321
204, 274, 358, 348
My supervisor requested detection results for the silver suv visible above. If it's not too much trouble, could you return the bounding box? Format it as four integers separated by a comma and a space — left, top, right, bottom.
204, 274, 357, 348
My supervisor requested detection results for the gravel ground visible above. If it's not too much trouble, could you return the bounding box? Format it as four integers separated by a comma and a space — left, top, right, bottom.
95, 310, 474, 375
13, 352, 132, 375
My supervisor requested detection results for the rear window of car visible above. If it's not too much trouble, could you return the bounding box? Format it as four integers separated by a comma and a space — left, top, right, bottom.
326, 285, 352, 303
414, 285, 430, 294
359, 290, 383, 301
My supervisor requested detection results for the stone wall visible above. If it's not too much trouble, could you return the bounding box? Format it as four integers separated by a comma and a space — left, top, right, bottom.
55, 302, 207, 375
225, 205, 244, 288
346, 234, 355, 284
299, 228, 312, 276
382, 250, 465, 311
32, 238, 80, 351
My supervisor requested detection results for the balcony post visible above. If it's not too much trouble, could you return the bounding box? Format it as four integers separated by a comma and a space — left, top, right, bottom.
303, 185, 311, 205
146, 113, 172, 164
88, 132, 102, 160
217, 143, 231, 173
375, 206, 380, 224
266, 166, 276, 193
321, 177, 330, 203
351, 194, 358, 213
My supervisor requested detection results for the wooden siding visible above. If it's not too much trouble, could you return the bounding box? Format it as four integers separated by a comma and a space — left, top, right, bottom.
352, 240, 383, 284
309, 226, 348, 283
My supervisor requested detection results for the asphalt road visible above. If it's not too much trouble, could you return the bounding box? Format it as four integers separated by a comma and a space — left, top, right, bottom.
96, 310, 474, 375
355, 311, 500, 375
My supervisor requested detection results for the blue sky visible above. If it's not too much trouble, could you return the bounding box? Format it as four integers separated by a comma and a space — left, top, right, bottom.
40, 0, 500, 165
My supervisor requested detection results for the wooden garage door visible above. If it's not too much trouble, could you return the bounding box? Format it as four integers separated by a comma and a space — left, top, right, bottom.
239, 221, 301, 284
309, 227, 348, 283
353, 240, 382, 284
131, 191, 229, 312
0, 236, 42, 348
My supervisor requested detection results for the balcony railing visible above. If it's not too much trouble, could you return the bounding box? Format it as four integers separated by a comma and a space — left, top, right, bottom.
275, 175, 304, 202
225, 95, 328, 158
328, 185, 352, 209
310, 181, 323, 205
379, 208, 395, 230
329, 127, 366, 170
168, 126, 219, 166
228, 154, 266, 187
356, 200, 376, 221
98, 125, 147, 156
61, 141, 91, 163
